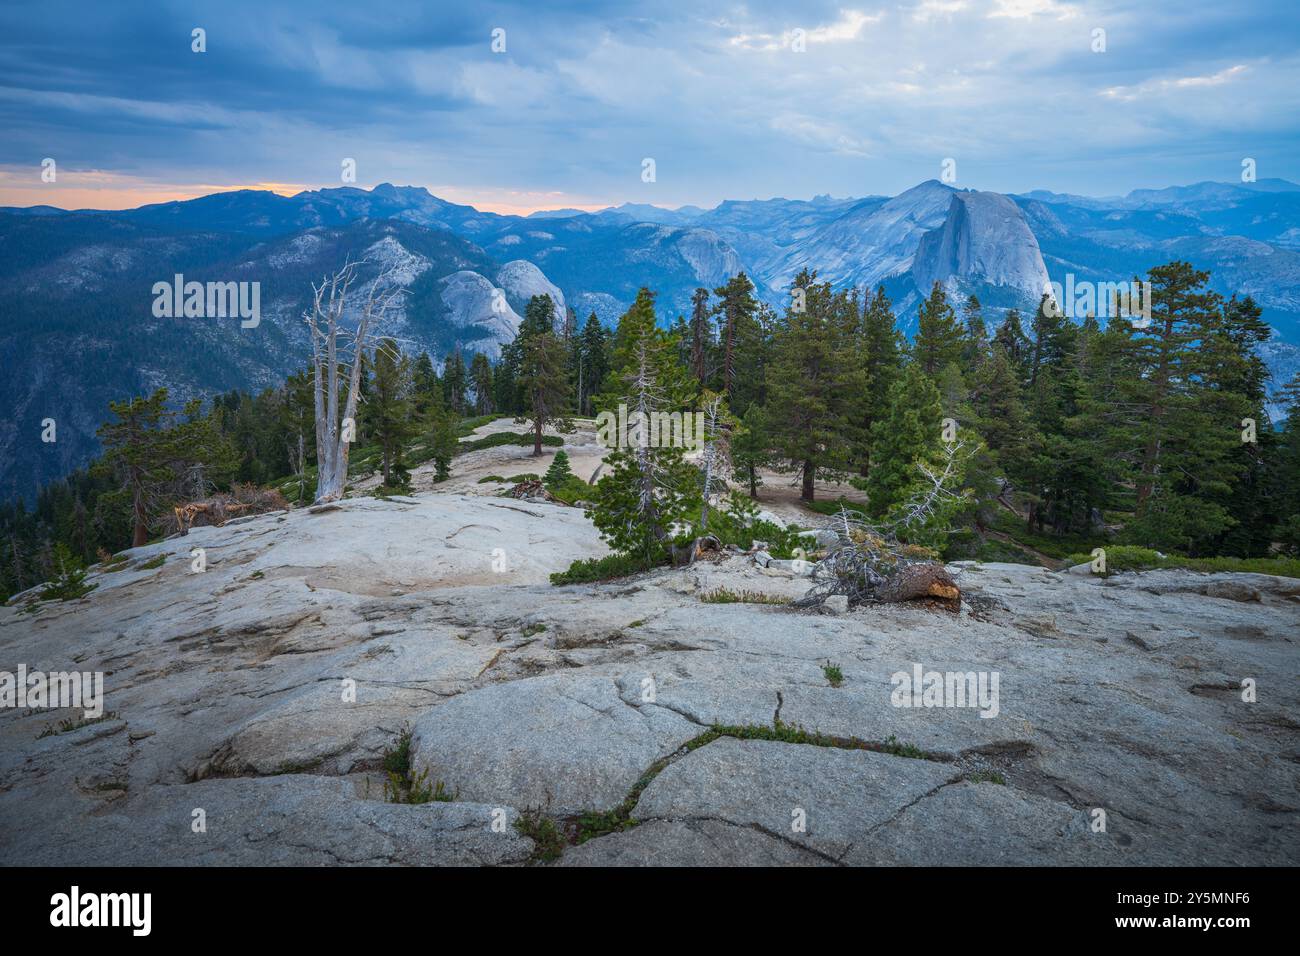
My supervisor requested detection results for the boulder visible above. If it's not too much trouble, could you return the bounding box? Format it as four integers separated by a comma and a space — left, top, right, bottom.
1203, 581, 1262, 602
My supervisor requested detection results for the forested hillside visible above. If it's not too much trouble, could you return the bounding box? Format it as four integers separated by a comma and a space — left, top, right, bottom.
5, 260, 1300, 601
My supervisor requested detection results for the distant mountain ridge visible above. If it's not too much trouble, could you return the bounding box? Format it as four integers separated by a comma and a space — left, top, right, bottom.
5, 175, 1300, 501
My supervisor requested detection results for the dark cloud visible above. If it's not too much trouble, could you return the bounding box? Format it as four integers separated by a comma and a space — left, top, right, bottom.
1, 0, 1297, 205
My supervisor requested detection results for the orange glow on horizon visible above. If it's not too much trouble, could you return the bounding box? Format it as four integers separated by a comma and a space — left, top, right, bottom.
0, 170, 613, 217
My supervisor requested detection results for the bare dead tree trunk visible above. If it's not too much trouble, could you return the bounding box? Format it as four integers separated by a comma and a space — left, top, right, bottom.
305, 260, 403, 503
697, 393, 730, 529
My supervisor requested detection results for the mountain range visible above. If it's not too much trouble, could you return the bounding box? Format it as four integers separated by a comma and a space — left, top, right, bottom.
4, 176, 1300, 501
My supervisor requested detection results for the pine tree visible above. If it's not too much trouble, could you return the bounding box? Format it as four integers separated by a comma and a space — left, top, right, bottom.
168, 398, 239, 503
961, 294, 988, 367
913, 282, 964, 377
1116, 262, 1237, 550
1273, 372, 1300, 553
520, 294, 557, 338
370, 339, 416, 488
591, 337, 700, 563
428, 400, 458, 483
970, 347, 1032, 466
95, 389, 236, 547
516, 329, 573, 456
544, 449, 574, 489
598, 288, 696, 413
412, 352, 439, 417
765, 271, 864, 501
865, 363, 942, 518
688, 287, 712, 385
493, 350, 519, 416
1197, 294, 1275, 555
575, 312, 609, 416
730, 300, 775, 418
442, 350, 468, 415
992, 308, 1030, 379
712, 272, 759, 396
95, 390, 181, 548
856, 286, 903, 474
731, 403, 769, 499
469, 352, 494, 416
282, 368, 316, 504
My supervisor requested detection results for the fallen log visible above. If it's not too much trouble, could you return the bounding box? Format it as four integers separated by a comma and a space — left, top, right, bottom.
874, 563, 961, 611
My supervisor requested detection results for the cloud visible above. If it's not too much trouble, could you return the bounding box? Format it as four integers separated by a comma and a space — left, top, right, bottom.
0, 0, 1296, 208
730, 9, 881, 49
986, 0, 1080, 19
1101, 63, 1250, 101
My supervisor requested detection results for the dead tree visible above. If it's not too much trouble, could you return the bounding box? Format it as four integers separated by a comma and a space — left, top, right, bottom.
696, 391, 732, 529
796, 442, 968, 610
305, 260, 403, 503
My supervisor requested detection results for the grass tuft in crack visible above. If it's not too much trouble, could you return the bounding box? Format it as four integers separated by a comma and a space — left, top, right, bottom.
709, 720, 940, 761
36, 711, 118, 739
566, 721, 942, 852
381, 725, 454, 804
822, 662, 844, 687
699, 587, 789, 605
515, 808, 566, 863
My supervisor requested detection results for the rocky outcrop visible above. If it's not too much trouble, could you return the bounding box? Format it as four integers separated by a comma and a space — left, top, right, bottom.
495, 259, 566, 322
766, 180, 955, 293
912, 191, 1052, 303
2, 492, 1297, 867
437, 271, 522, 358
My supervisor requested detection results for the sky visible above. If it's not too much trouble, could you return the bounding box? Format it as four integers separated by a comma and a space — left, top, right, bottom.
1, 0, 1298, 214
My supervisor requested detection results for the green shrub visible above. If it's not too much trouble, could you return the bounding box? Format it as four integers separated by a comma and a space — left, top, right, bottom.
803, 498, 870, 518
986, 509, 1096, 560
965, 535, 1041, 565
477, 475, 506, 484
701, 496, 803, 557
382, 726, 414, 776
550, 552, 661, 585
1063, 546, 1300, 579
548, 476, 593, 505
38, 544, 97, 601
457, 431, 563, 454
455, 414, 500, 436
